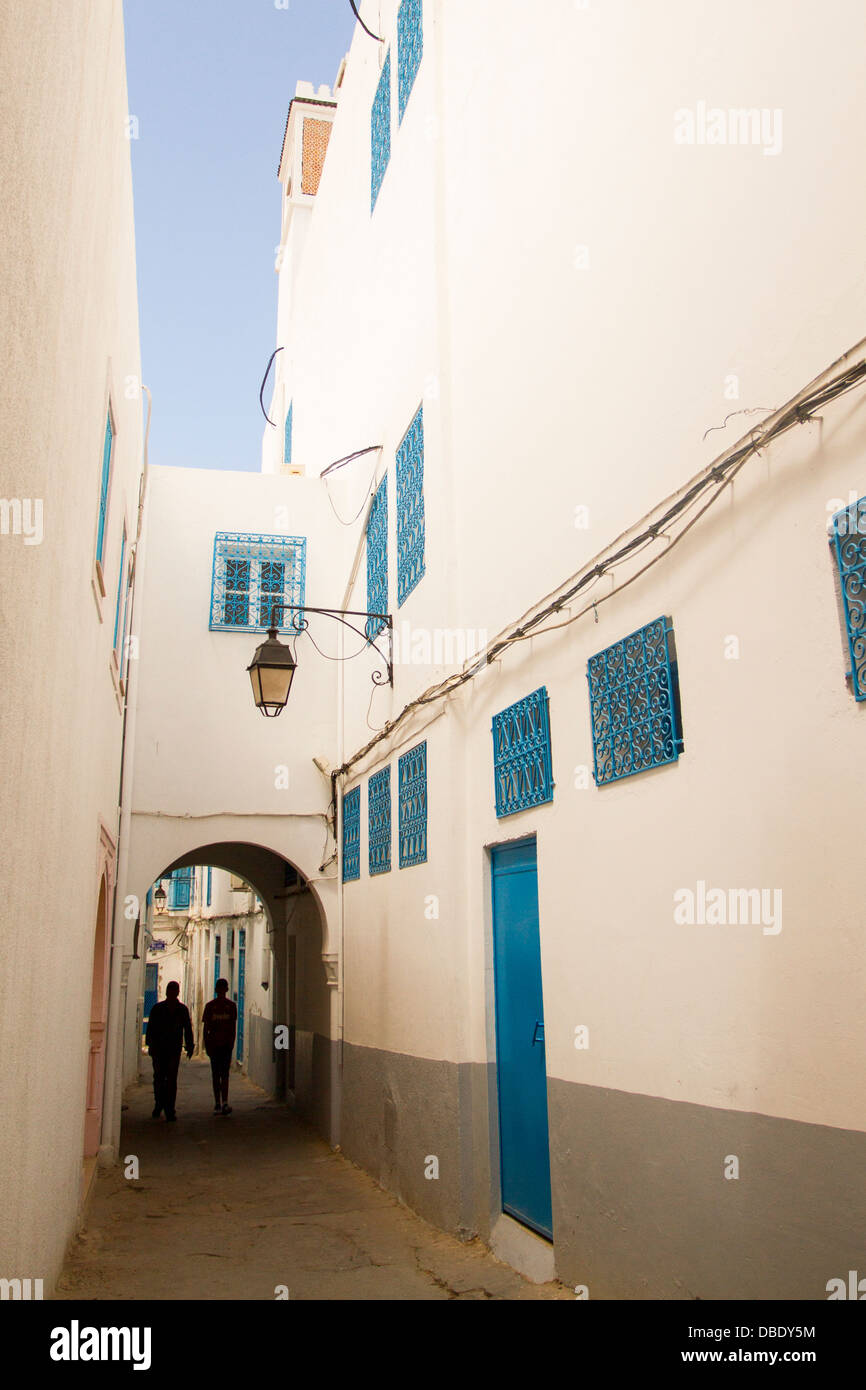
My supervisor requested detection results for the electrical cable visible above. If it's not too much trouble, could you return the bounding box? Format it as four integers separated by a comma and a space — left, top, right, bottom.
335, 350, 866, 779
259, 347, 284, 426
320, 444, 382, 478
349, 0, 383, 42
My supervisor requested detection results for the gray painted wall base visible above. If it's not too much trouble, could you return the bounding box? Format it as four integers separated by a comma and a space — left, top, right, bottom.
339, 1042, 866, 1299
341, 1041, 492, 1238
548, 1078, 866, 1300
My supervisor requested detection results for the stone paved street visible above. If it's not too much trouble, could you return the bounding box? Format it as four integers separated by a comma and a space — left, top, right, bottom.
57, 1060, 571, 1301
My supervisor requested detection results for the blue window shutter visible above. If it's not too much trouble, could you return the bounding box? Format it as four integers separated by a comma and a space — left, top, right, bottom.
366, 478, 388, 638
398, 740, 427, 866
169, 867, 194, 910
396, 405, 425, 606
284, 403, 293, 466
368, 767, 392, 875
113, 531, 126, 651
587, 616, 684, 785
96, 411, 113, 567
492, 688, 555, 817
342, 786, 361, 882
831, 498, 866, 699
371, 50, 391, 211
206, 866, 212, 906
397, 0, 423, 123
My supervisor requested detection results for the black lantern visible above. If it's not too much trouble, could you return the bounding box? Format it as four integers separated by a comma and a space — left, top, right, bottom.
154, 881, 167, 913
247, 628, 297, 717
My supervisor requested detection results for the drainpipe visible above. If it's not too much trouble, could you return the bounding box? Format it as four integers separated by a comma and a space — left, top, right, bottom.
331, 616, 346, 1147
99, 386, 152, 1163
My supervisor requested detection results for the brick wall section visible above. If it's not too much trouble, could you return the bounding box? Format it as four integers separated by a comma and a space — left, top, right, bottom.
301, 118, 333, 196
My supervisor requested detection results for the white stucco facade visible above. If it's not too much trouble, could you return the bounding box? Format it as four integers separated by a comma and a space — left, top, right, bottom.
4, 0, 866, 1301
0, 0, 143, 1291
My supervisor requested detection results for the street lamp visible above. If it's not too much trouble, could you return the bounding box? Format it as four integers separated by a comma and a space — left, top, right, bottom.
154, 881, 167, 913
247, 604, 392, 718
247, 627, 297, 718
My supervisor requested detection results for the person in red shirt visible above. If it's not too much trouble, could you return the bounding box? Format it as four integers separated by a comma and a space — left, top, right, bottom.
202, 978, 238, 1115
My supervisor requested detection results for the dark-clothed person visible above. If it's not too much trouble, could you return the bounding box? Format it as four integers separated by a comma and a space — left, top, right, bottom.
203, 978, 237, 1115
145, 981, 193, 1121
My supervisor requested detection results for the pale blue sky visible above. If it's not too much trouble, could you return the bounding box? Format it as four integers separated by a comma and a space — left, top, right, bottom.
123, 0, 356, 471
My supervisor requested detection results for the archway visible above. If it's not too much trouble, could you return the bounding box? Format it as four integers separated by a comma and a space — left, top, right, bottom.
84, 874, 112, 1157
137, 841, 336, 1142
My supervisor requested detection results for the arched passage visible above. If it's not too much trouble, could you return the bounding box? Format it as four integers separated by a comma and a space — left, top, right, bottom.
136, 840, 338, 1144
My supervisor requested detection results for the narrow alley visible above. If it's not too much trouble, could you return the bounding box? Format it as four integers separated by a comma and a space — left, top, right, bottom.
56, 1062, 570, 1302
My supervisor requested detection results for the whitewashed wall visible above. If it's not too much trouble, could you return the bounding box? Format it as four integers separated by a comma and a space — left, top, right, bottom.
265, 0, 866, 1283
0, 0, 143, 1290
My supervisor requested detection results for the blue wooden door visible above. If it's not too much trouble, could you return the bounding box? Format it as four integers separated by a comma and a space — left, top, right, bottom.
143, 964, 158, 1038
236, 929, 246, 1062
491, 839, 552, 1238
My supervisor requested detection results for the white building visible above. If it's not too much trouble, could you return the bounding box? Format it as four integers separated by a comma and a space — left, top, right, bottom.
250, 0, 866, 1295
5, 0, 866, 1301
139, 866, 267, 1079
0, 1, 144, 1292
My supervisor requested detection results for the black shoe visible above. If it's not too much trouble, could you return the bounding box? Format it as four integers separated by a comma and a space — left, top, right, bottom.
213, 1102, 222, 1115
221, 1104, 232, 1116
166, 1111, 177, 1122
152, 1107, 161, 1119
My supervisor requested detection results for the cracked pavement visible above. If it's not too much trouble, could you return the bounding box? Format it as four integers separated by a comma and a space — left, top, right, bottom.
57, 1059, 571, 1301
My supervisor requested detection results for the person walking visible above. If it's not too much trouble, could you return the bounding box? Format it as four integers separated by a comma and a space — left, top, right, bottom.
145, 980, 193, 1121
202, 978, 238, 1116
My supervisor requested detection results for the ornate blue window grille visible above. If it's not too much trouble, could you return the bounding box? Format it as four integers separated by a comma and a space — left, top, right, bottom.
396, 405, 425, 606
397, 0, 423, 123
831, 497, 866, 700
366, 477, 388, 639
587, 615, 684, 786
371, 50, 391, 211
342, 786, 361, 882
210, 533, 306, 633
368, 767, 392, 875
96, 410, 113, 567
168, 867, 194, 911
398, 741, 427, 867
284, 402, 293, 467
492, 687, 554, 817
112, 529, 127, 652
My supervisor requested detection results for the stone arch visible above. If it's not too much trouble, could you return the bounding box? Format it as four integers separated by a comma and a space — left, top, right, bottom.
136, 837, 339, 1144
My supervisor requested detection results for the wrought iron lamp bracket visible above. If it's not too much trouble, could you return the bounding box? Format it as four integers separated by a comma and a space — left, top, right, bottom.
268, 603, 393, 687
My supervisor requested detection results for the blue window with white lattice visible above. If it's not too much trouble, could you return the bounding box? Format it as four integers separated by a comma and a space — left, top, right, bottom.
96, 408, 113, 569
831, 497, 866, 700
368, 767, 391, 875
284, 402, 293, 467
168, 867, 194, 911
343, 786, 361, 882
397, 0, 423, 123
399, 741, 427, 867
396, 405, 425, 606
492, 688, 554, 817
210, 533, 306, 633
587, 615, 684, 786
371, 50, 391, 211
366, 477, 388, 639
